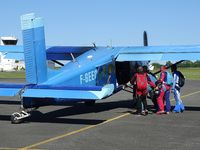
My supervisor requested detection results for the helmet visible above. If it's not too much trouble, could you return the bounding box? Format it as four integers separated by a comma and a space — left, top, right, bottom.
137, 66, 143, 73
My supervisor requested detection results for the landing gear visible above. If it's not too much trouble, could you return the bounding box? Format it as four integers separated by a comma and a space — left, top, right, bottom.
11, 91, 32, 124
10, 110, 30, 124
84, 100, 96, 106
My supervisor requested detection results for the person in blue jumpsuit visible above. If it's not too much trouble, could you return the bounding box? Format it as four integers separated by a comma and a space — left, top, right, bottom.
171, 64, 185, 113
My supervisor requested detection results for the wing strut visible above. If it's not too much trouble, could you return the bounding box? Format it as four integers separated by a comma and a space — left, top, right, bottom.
51, 60, 64, 66
153, 60, 184, 75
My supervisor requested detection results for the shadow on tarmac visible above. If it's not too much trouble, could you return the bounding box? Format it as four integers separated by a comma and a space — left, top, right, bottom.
27, 99, 135, 124
0, 99, 135, 124
0, 99, 200, 124
184, 106, 200, 111
0, 100, 20, 105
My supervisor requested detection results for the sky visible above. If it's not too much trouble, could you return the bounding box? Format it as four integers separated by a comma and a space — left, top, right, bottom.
1, 0, 200, 46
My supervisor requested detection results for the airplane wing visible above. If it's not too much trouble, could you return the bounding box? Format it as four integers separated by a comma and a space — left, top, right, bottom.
0, 45, 93, 60
2, 45, 200, 61
116, 45, 200, 61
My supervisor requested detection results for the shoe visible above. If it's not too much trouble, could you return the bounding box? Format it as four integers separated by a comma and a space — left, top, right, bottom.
144, 110, 148, 115
156, 111, 165, 115
141, 111, 148, 116
165, 112, 170, 115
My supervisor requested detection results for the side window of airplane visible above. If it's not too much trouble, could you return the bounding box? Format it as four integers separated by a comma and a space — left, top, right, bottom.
96, 62, 116, 86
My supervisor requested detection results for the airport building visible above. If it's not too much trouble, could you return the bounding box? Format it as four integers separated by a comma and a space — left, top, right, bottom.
0, 36, 25, 71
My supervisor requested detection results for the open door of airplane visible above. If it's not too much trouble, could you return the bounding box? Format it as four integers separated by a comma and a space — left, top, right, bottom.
115, 61, 131, 85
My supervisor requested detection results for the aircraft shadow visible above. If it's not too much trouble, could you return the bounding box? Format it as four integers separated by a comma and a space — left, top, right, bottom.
27, 110, 106, 125
0, 99, 200, 124
184, 106, 200, 111
0, 100, 20, 105
27, 99, 135, 124
0, 99, 135, 125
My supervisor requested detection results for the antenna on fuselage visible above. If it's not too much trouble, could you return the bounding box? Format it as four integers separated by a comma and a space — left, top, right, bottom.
92, 42, 96, 48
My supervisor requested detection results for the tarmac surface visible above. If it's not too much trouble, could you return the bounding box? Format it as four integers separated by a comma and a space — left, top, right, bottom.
0, 79, 200, 150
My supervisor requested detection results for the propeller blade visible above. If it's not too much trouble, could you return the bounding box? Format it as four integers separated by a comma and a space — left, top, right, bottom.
143, 31, 148, 46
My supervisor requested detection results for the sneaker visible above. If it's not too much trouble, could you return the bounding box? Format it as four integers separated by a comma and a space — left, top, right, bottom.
144, 110, 148, 115
165, 112, 170, 115
141, 111, 146, 116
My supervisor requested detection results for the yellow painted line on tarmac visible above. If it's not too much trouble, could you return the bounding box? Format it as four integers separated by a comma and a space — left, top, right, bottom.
170, 90, 200, 102
0, 148, 45, 150
181, 90, 200, 99
0, 148, 18, 150
20, 113, 130, 150
20, 90, 200, 150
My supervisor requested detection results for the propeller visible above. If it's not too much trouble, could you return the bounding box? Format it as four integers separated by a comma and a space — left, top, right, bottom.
143, 31, 150, 65
143, 31, 148, 46
142, 31, 185, 74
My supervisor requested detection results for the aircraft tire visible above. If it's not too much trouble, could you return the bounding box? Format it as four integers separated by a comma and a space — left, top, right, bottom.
84, 100, 96, 106
10, 113, 23, 124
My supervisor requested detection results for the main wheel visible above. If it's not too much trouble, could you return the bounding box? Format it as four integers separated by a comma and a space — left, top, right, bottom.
10, 113, 23, 124
84, 100, 96, 106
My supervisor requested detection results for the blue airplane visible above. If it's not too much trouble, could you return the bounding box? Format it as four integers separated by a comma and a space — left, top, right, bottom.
0, 13, 200, 123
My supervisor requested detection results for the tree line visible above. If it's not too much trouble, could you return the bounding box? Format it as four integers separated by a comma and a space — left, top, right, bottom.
152, 61, 200, 68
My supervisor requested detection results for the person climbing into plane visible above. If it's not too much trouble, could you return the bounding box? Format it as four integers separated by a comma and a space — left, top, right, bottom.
143, 65, 158, 112
130, 66, 147, 115
130, 66, 156, 115
156, 65, 173, 115
171, 64, 185, 113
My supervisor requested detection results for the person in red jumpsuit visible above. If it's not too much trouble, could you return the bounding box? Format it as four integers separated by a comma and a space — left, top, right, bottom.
156, 66, 172, 114
131, 66, 156, 115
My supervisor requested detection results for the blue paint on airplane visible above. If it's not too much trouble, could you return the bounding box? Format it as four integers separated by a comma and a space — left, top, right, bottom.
0, 13, 200, 123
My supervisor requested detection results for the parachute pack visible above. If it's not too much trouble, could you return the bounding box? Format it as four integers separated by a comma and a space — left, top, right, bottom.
165, 71, 173, 86
136, 73, 148, 90
177, 71, 185, 87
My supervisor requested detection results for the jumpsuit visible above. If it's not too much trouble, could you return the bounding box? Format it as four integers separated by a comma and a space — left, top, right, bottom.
172, 71, 185, 112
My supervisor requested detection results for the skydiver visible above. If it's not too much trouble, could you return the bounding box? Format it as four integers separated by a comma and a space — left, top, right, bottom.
143, 66, 158, 112
130, 66, 147, 115
156, 66, 173, 115
130, 66, 156, 115
171, 64, 185, 113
